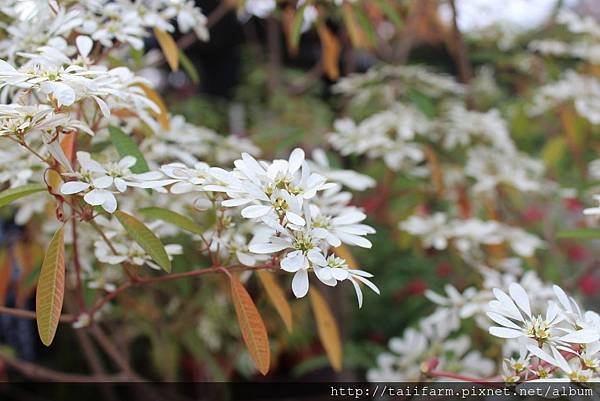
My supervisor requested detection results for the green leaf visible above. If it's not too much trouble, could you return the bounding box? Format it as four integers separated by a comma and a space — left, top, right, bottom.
179, 50, 199, 84
114, 211, 172, 272
406, 88, 436, 118
0, 184, 46, 208
289, 4, 307, 51
108, 126, 150, 174
139, 207, 204, 235
36, 226, 65, 347
352, 5, 377, 47
373, 0, 403, 29
557, 229, 600, 239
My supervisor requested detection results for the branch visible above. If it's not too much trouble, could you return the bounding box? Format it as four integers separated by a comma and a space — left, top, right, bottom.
72, 218, 86, 312
448, 0, 474, 84
87, 263, 275, 321
0, 349, 130, 382
0, 306, 74, 323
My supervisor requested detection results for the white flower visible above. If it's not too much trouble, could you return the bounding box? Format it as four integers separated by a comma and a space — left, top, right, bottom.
60, 152, 168, 213
161, 162, 211, 194
314, 255, 380, 308
488, 283, 599, 350
311, 207, 374, 248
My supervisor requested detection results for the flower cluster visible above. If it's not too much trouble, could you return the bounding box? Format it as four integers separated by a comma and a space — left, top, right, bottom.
489, 283, 600, 382
155, 148, 380, 304
400, 213, 544, 260
529, 10, 600, 124
0, 0, 208, 61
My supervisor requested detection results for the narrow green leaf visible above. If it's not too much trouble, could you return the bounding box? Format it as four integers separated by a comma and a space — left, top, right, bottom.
179, 50, 199, 84
557, 229, 600, 239
114, 211, 172, 272
139, 207, 204, 235
352, 5, 377, 47
290, 4, 307, 51
36, 226, 65, 346
0, 184, 46, 208
108, 126, 150, 174
373, 0, 403, 29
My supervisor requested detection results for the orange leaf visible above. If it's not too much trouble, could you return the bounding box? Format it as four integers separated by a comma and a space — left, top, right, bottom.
257, 270, 293, 331
423, 145, 444, 197
60, 133, 76, 166
309, 288, 342, 372
36, 226, 65, 346
154, 28, 179, 71
135, 83, 170, 130
0, 249, 11, 307
317, 24, 341, 80
230, 274, 270, 375
342, 3, 369, 49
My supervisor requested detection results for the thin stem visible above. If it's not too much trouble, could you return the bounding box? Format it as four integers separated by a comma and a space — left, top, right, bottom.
448, 0, 474, 85
428, 370, 504, 386
0, 305, 74, 323
89, 220, 119, 255
0, 349, 130, 382
72, 218, 86, 312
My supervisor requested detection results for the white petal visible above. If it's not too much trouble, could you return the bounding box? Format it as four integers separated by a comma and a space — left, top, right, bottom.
119, 156, 137, 169
286, 211, 305, 226
291, 269, 309, 298
241, 205, 272, 219
332, 269, 349, 281
492, 288, 523, 322
486, 312, 522, 330
350, 278, 363, 308
353, 275, 380, 295
288, 148, 305, 174
93, 175, 113, 189
83, 188, 107, 206
307, 249, 327, 266
101, 193, 117, 213
281, 251, 305, 272
553, 285, 573, 313
222, 198, 253, 207
76, 35, 93, 57
560, 329, 600, 344
114, 178, 128, 192
489, 327, 523, 339
526, 344, 558, 367
60, 181, 89, 194
249, 242, 289, 254
509, 283, 531, 318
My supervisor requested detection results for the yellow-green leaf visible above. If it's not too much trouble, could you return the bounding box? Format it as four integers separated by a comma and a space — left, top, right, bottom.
139, 207, 204, 235
257, 270, 293, 332
154, 28, 179, 71
309, 288, 342, 372
0, 184, 46, 208
230, 274, 270, 375
36, 226, 65, 346
179, 50, 199, 84
115, 211, 172, 272
317, 24, 341, 81
135, 83, 170, 130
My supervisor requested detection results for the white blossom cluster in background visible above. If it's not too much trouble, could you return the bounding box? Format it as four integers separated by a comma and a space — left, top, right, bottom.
529, 10, 600, 124
328, 66, 549, 196
400, 213, 544, 261
326, 12, 600, 382
0, 1, 379, 309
